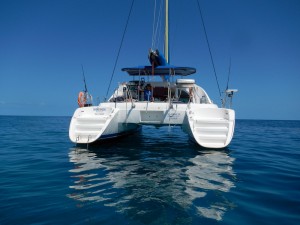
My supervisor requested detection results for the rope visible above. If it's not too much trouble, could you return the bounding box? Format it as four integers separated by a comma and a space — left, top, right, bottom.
196, 0, 222, 99
105, 0, 135, 100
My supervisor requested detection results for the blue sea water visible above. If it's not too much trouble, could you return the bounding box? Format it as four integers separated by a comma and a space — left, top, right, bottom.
0, 116, 299, 225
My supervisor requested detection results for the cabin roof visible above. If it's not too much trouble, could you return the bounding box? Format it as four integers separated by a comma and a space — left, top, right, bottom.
121, 65, 196, 76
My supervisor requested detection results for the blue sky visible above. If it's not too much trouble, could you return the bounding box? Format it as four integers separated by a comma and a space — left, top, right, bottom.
0, 0, 299, 119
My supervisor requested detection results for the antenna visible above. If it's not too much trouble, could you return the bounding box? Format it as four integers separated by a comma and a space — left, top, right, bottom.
223, 57, 238, 108
81, 64, 88, 93
226, 57, 231, 91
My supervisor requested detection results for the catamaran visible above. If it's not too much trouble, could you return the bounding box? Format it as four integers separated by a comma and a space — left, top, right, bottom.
69, 0, 237, 148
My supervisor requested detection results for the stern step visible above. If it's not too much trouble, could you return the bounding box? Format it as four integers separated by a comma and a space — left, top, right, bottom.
70, 108, 119, 144
186, 114, 233, 148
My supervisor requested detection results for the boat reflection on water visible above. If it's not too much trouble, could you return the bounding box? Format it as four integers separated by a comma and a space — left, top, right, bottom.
185, 153, 235, 220
67, 132, 236, 222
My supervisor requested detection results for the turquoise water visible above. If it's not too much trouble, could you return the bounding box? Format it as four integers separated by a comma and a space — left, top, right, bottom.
0, 116, 299, 224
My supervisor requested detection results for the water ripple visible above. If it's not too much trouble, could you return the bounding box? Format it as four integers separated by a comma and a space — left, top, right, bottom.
2, 117, 300, 224
67, 127, 236, 223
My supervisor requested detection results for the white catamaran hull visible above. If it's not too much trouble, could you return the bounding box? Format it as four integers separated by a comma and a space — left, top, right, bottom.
182, 105, 235, 148
69, 100, 235, 148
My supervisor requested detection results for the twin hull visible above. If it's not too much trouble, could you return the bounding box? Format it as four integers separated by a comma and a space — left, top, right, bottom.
69, 102, 235, 148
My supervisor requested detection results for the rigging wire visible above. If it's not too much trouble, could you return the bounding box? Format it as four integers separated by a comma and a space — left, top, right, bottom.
170, 0, 181, 55
196, 0, 222, 99
151, 0, 157, 49
226, 57, 232, 90
156, 1, 164, 50
152, 0, 163, 50
105, 0, 135, 100
156, 1, 163, 49
151, 0, 156, 49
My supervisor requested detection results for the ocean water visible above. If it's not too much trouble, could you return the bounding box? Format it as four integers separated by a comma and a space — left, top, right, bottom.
0, 116, 299, 225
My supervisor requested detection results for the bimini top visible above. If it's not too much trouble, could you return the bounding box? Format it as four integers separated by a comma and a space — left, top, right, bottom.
122, 65, 196, 76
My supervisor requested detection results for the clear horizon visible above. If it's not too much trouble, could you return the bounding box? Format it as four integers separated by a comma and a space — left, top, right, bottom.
1, 0, 300, 120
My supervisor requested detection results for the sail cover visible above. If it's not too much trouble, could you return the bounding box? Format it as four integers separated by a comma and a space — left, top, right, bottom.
122, 65, 196, 76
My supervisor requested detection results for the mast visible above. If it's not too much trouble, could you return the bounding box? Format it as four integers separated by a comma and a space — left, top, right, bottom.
164, 0, 169, 64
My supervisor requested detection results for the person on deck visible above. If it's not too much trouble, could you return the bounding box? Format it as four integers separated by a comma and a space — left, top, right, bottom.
144, 84, 153, 102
